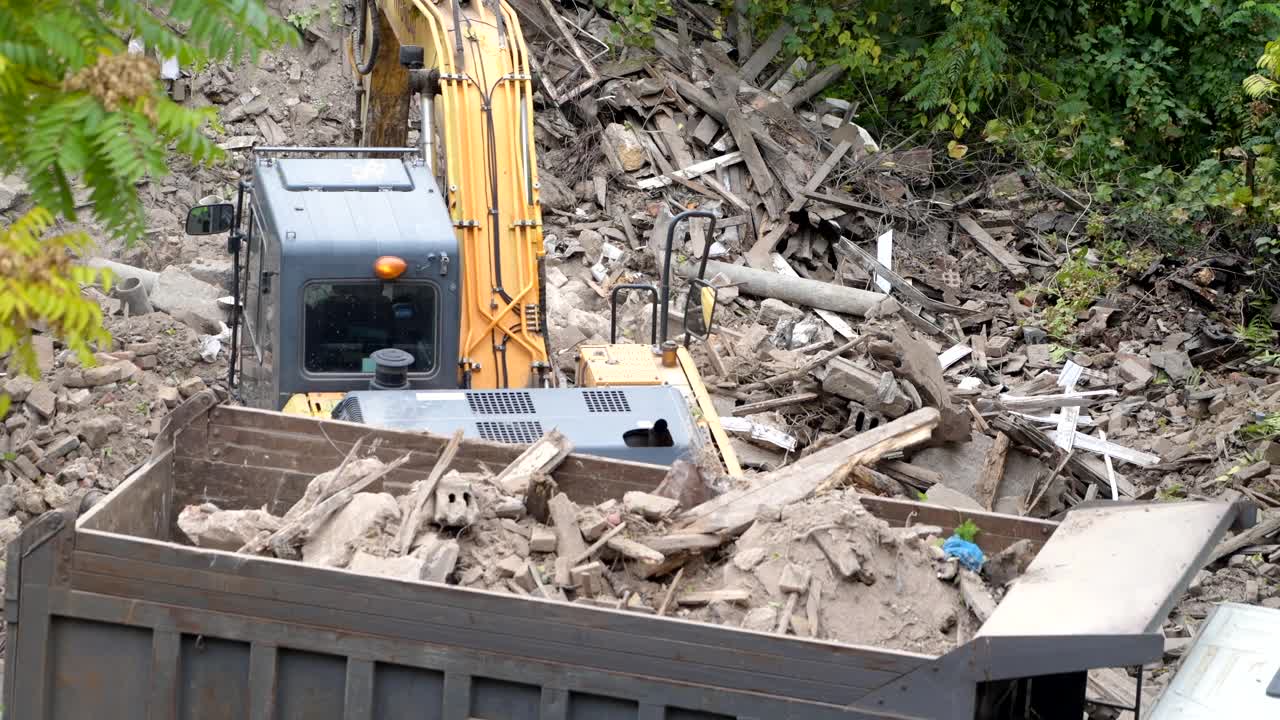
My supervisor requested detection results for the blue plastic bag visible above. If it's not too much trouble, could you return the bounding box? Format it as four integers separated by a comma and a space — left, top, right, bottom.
942, 535, 985, 572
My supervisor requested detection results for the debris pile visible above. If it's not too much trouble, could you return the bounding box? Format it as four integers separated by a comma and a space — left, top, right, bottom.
180, 418, 1034, 651
513, 1, 1279, 523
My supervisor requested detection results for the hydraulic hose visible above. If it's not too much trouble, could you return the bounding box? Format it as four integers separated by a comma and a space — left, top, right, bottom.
355, 0, 380, 76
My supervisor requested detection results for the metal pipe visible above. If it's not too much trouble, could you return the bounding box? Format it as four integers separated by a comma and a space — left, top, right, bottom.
421, 95, 435, 175
659, 210, 717, 343
252, 146, 420, 155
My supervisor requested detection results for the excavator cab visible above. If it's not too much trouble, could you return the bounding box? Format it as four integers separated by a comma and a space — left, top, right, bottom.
185, 146, 466, 414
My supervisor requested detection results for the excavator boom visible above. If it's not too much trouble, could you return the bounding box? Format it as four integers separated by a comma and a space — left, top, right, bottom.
357, 0, 548, 389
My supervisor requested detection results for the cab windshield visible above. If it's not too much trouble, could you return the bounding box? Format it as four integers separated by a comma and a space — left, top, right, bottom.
303, 281, 436, 374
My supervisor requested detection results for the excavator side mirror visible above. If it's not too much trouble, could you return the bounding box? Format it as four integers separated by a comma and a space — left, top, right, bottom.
185, 203, 235, 236
682, 280, 718, 344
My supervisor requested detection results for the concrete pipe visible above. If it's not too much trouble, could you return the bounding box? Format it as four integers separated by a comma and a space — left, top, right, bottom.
87, 258, 159, 294
114, 275, 153, 317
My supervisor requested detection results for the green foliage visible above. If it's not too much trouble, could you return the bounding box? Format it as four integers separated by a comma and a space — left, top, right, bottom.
0, 0, 295, 243
1237, 313, 1280, 363
288, 6, 322, 31
1241, 412, 1280, 440
0, 208, 112, 378
954, 518, 981, 542
584, 0, 1280, 246
0, 0, 290, 403
598, 0, 672, 45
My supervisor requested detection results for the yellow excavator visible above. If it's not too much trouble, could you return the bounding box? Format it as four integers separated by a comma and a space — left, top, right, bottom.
185, 0, 740, 474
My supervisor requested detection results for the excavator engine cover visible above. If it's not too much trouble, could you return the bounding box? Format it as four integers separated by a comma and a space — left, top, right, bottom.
331, 386, 704, 466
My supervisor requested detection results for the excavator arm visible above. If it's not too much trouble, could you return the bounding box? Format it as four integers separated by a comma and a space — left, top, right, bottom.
352, 0, 549, 390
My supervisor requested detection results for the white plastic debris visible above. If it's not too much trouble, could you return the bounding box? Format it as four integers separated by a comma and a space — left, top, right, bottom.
198, 322, 233, 363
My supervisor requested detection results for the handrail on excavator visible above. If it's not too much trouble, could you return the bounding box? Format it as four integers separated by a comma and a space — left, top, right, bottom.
252, 146, 421, 155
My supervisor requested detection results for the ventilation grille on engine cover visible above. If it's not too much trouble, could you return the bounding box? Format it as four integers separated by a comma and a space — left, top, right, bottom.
466, 391, 535, 415
583, 389, 631, 413
476, 420, 544, 444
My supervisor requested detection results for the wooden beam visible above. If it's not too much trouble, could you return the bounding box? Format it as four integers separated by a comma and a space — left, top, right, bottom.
731, 392, 820, 416
636, 152, 744, 190
739, 23, 792, 82
804, 190, 907, 218
679, 408, 940, 535
975, 432, 1010, 511
782, 65, 846, 108
957, 215, 1029, 279
712, 74, 774, 199
1209, 513, 1280, 564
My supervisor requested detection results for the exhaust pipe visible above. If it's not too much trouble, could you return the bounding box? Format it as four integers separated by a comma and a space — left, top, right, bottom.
369, 348, 414, 390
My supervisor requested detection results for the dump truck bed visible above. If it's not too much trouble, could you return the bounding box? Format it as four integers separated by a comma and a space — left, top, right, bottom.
2, 393, 1246, 719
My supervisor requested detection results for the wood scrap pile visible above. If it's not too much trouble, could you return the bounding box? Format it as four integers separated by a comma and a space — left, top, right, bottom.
512, 1, 1229, 523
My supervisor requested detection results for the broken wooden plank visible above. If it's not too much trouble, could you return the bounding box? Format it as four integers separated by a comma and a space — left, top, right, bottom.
666, 74, 787, 156
571, 521, 628, 565
811, 528, 867, 582
833, 238, 974, 317
938, 343, 972, 370
782, 64, 846, 108
998, 389, 1118, 411
636, 151, 744, 189
495, 429, 573, 496
1209, 513, 1280, 563
739, 23, 792, 82
607, 535, 665, 564
738, 336, 862, 392
1047, 430, 1161, 467
536, 0, 601, 97
676, 588, 751, 606
805, 190, 908, 219
805, 576, 822, 638
654, 113, 695, 169
657, 566, 685, 616
713, 74, 774, 199
957, 215, 1029, 279
637, 533, 723, 554
781, 140, 853, 215
246, 453, 412, 557
993, 414, 1134, 498
680, 407, 940, 535
768, 57, 808, 97
975, 432, 1010, 511
1100, 430, 1119, 500
395, 430, 464, 554
731, 391, 820, 416
879, 460, 942, 487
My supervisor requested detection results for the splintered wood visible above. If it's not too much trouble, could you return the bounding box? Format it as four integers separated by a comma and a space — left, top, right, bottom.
679, 408, 940, 535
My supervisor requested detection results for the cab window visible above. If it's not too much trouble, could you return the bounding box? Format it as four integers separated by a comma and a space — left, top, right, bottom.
303, 281, 436, 374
